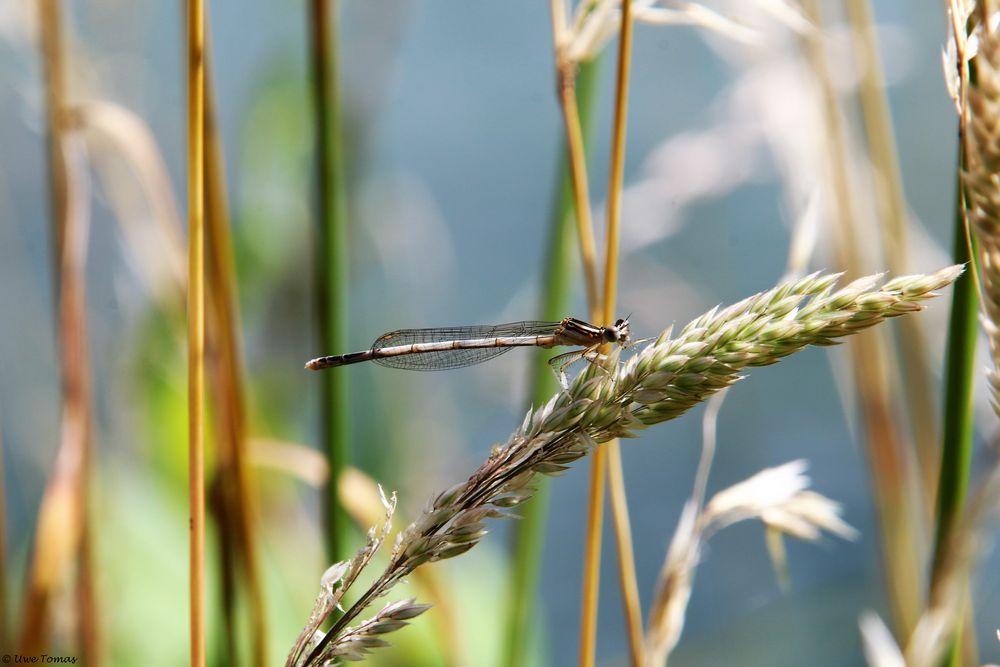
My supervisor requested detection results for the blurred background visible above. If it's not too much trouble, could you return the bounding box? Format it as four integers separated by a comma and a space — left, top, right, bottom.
0, 1, 994, 666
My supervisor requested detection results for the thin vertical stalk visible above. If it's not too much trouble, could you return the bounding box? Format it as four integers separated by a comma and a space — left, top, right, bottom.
26, 6, 99, 663
605, 447, 641, 667
800, 0, 921, 638
54, 139, 95, 664
577, 2, 643, 666
503, 59, 600, 667
186, 0, 207, 664
77, 511, 98, 666
844, 0, 940, 505
20, 136, 94, 660
26, 7, 69, 656
601, 3, 633, 323
595, 3, 643, 666
66, 128, 99, 667
551, 0, 600, 310
204, 55, 267, 666
931, 171, 978, 667
309, 0, 351, 563
578, 442, 607, 667
39, 0, 68, 291
548, 8, 615, 666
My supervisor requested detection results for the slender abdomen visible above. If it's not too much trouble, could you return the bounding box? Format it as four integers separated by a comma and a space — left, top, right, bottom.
305, 350, 373, 369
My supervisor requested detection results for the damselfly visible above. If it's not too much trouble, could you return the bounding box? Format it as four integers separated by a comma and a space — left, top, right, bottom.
304, 317, 631, 372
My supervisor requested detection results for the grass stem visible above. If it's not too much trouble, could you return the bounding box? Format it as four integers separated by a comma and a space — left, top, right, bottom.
503, 58, 600, 667
579, 1, 644, 665
801, 0, 922, 638
39, 0, 68, 293
204, 56, 267, 666
578, 443, 607, 667
308, 0, 351, 563
600, 3, 643, 666
845, 0, 940, 503
931, 170, 978, 667
23, 5, 99, 662
186, 0, 207, 663
556, 63, 600, 310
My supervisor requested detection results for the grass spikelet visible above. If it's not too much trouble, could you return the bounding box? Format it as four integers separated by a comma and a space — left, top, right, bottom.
286, 490, 397, 667
289, 267, 960, 666
964, 18, 1000, 416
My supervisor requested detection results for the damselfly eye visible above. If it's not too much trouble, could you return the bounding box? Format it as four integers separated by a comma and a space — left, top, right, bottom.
613, 318, 631, 342
603, 328, 620, 342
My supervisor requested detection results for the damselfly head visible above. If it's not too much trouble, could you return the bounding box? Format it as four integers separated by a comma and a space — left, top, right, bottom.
604, 317, 631, 343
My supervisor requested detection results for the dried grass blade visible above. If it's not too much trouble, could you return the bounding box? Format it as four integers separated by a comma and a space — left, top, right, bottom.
20, 134, 96, 660
592, 0, 643, 663
186, 0, 208, 663
844, 0, 940, 511
203, 49, 268, 667
799, 0, 922, 638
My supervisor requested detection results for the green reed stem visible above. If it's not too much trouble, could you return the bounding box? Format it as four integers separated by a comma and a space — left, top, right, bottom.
932, 171, 978, 667
502, 59, 600, 667
309, 0, 351, 561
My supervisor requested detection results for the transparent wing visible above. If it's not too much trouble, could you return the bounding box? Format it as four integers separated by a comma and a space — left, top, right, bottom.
371, 321, 561, 371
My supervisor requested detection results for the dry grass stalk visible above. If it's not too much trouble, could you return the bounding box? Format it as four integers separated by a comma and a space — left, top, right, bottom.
38, 0, 68, 277
579, 0, 642, 662
845, 0, 940, 501
549, 0, 600, 311
203, 55, 268, 667
288, 266, 961, 666
186, 0, 208, 664
800, 0, 924, 637
20, 133, 96, 660
23, 4, 100, 659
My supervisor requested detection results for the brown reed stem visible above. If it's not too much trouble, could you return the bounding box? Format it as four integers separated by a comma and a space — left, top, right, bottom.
25, 6, 99, 662
555, 76, 600, 309
599, 3, 643, 666
57, 140, 96, 666
801, 0, 921, 639
546, 4, 615, 663
186, 0, 207, 664
844, 0, 940, 505
204, 55, 267, 666
606, 443, 642, 667
39, 0, 68, 291
19, 135, 95, 659
578, 442, 607, 667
